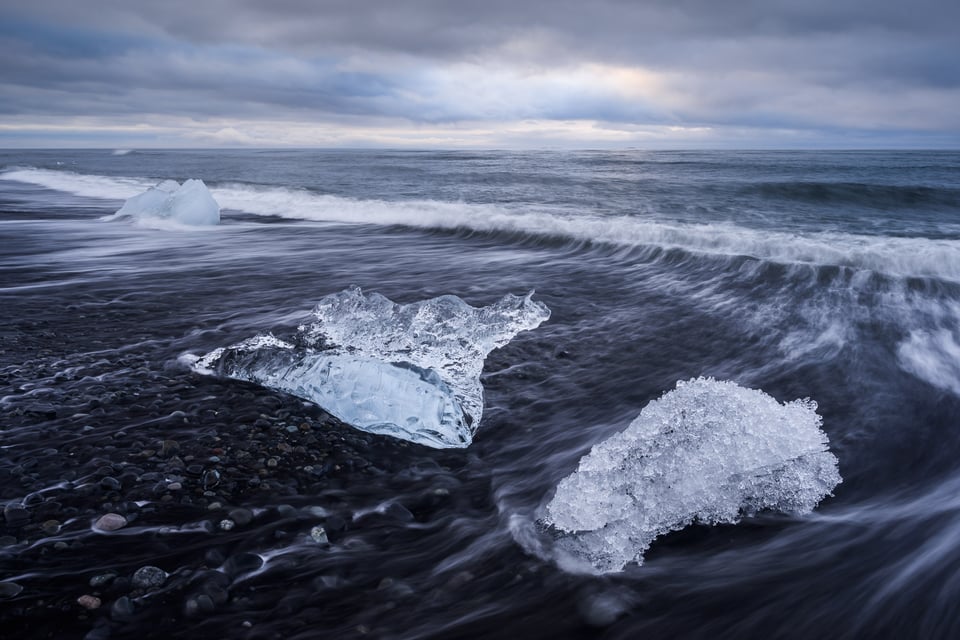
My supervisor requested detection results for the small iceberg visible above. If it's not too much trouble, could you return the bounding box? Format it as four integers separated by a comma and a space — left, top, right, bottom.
109, 179, 220, 225
190, 287, 550, 448
541, 377, 841, 573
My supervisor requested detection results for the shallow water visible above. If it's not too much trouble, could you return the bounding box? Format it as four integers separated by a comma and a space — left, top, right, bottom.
2, 149, 960, 639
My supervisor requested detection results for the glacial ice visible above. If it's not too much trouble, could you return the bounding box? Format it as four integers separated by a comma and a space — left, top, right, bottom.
191, 287, 550, 448
542, 377, 841, 573
112, 179, 220, 225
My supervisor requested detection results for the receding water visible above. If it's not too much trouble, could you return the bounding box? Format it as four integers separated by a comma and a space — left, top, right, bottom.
1, 149, 959, 639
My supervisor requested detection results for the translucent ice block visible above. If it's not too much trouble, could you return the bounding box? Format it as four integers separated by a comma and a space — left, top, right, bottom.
192, 287, 550, 448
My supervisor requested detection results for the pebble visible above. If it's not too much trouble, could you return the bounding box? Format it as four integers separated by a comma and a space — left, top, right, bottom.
40, 519, 61, 535
383, 502, 415, 523
228, 508, 253, 526
167, 482, 182, 491
0, 582, 23, 598
132, 565, 167, 590
207, 502, 223, 511
111, 595, 135, 620
93, 513, 127, 532
89, 573, 117, 588
223, 553, 263, 578
3, 504, 30, 528
77, 594, 102, 610
202, 470, 221, 490
161, 440, 180, 457
219, 519, 235, 531
266, 458, 278, 468
100, 476, 121, 491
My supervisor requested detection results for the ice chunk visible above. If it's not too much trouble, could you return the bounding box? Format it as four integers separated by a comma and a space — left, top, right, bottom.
542, 377, 841, 573
112, 179, 220, 225
191, 287, 550, 448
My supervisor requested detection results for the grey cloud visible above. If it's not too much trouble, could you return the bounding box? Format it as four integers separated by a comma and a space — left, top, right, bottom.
1, 1, 958, 144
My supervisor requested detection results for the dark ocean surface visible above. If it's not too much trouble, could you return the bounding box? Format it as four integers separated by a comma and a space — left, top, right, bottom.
2, 149, 960, 639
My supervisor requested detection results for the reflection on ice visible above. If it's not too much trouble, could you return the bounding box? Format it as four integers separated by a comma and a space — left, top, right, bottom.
542, 377, 841, 573
191, 287, 550, 448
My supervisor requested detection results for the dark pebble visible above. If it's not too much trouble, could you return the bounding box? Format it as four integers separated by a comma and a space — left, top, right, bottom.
111, 596, 135, 621
383, 502, 415, 522
132, 566, 167, 590
223, 553, 264, 578
0, 582, 23, 598
40, 519, 61, 535
161, 440, 180, 457
89, 573, 117, 588
228, 508, 253, 526
3, 504, 30, 527
25, 404, 57, 418
100, 476, 121, 491
204, 548, 226, 566
203, 582, 229, 606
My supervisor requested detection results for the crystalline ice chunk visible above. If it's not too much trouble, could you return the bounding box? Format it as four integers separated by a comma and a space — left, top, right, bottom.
541, 377, 841, 573
113, 179, 220, 225
191, 287, 550, 448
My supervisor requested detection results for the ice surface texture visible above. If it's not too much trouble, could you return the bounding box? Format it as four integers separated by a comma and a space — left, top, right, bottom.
542, 377, 841, 573
112, 179, 220, 225
193, 287, 550, 448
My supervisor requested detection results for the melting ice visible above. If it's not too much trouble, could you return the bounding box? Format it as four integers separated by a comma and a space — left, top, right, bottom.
191, 287, 550, 448
108, 179, 220, 225
542, 377, 841, 573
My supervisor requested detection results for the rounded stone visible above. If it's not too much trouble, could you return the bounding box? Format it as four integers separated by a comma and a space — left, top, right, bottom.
111, 595, 135, 620
228, 508, 253, 526
3, 504, 29, 527
89, 573, 117, 588
40, 519, 61, 535
99, 477, 121, 491
93, 513, 127, 532
132, 566, 167, 590
77, 594, 102, 610
0, 582, 23, 598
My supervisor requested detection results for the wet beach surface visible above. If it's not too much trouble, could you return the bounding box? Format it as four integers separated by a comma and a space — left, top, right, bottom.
3, 150, 960, 639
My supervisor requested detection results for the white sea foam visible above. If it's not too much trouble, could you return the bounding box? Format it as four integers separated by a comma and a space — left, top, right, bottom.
898, 329, 960, 395
1, 168, 152, 200
4, 167, 960, 281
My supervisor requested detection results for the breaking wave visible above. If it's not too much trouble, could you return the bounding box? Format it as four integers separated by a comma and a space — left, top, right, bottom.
4, 167, 960, 282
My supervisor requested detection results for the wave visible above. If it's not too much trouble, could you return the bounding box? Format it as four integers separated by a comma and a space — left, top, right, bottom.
4, 167, 960, 282
1, 168, 152, 200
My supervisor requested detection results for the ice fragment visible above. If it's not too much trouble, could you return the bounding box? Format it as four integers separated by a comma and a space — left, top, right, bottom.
191, 287, 550, 448
111, 179, 220, 225
542, 377, 841, 573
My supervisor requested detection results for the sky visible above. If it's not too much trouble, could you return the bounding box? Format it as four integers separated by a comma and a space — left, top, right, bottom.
1, 0, 958, 149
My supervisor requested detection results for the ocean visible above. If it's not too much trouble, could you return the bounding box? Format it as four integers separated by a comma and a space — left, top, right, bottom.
1, 149, 959, 639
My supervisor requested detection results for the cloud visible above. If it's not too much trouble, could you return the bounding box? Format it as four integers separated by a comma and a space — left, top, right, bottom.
1, 1, 958, 147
